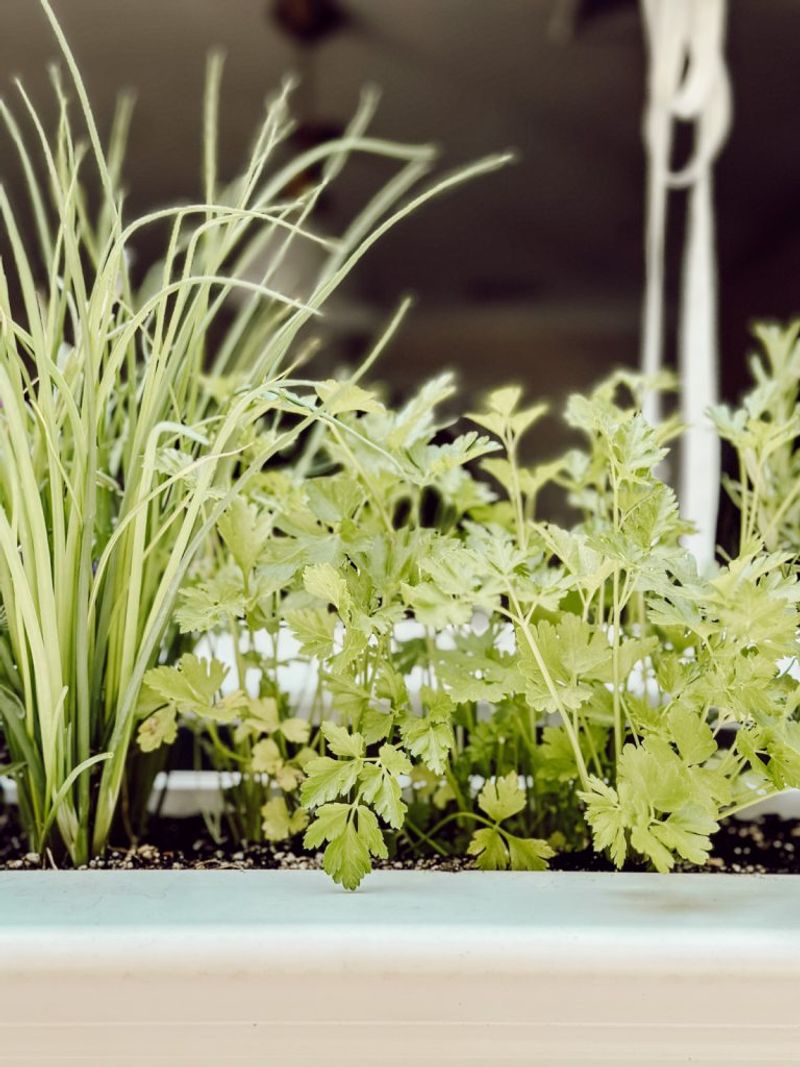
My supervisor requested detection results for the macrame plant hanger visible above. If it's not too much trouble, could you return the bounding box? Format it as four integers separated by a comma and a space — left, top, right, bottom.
640, 0, 732, 570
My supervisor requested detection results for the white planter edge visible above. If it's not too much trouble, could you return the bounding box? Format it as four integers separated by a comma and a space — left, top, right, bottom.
0, 868, 798, 1066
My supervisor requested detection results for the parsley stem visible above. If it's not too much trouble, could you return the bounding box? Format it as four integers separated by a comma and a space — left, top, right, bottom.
611, 565, 623, 765
738, 452, 749, 555
722, 788, 792, 820
444, 765, 469, 816
765, 476, 800, 548
408, 808, 497, 846
505, 431, 528, 553
507, 590, 591, 792
329, 425, 394, 533
403, 817, 450, 856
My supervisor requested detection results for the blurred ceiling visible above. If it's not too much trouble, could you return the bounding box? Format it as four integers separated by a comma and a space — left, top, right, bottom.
0, 0, 799, 405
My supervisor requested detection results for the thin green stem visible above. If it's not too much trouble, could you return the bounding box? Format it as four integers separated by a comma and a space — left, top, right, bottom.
506, 591, 591, 791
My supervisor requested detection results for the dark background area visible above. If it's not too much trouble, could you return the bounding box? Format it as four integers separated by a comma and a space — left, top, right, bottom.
0, 0, 797, 454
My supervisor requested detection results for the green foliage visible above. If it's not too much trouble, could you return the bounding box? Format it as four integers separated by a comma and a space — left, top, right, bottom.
467, 773, 554, 871
710, 322, 800, 553
261, 796, 308, 842
0, 1, 506, 862
399, 689, 455, 775
8, 5, 799, 889
142, 337, 800, 888
301, 732, 410, 889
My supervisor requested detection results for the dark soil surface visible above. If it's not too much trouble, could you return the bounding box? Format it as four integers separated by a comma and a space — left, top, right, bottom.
0, 807, 799, 874
0, 807, 468, 872
552, 817, 800, 875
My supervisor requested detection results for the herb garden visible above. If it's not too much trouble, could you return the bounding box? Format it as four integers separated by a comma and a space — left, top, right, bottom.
1, 3, 799, 1065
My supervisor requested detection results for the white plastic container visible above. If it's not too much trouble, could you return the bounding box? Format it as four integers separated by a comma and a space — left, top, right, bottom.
0, 868, 798, 1066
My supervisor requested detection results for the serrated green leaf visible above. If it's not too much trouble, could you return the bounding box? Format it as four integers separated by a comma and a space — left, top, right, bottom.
315, 379, 384, 415
400, 713, 455, 775
510, 402, 548, 438
649, 810, 717, 867
308, 804, 387, 890
467, 826, 510, 870
174, 574, 246, 633
579, 777, 627, 868
407, 433, 499, 484
667, 705, 716, 765
285, 608, 337, 659
246, 696, 280, 733
506, 834, 554, 871
306, 476, 365, 525
321, 823, 370, 890
358, 744, 411, 829
487, 386, 523, 417
377, 742, 412, 777
276, 764, 304, 792
360, 706, 394, 745
304, 562, 350, 613
218, 498, 272, 577
300, 756, 361, 807
204, 689, 249, 724
355, 804, 389, 859
466, 409, 507, 438
141, 654, 227, 713
251, 738, 282, 775
280, 717, 311, 744
261, 796, 308, 841
303, 802, 351, 849
321, 722, 365, 759
401, 581, 473, 628
630, 824, 676, 873
477, 771, 526, 823
137, 706, 178, 753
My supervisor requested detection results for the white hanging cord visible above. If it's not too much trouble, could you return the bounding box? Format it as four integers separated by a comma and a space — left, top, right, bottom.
640, 0, 732, 570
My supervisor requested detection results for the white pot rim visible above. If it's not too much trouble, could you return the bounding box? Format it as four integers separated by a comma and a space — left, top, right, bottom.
0, 869, 798, 1065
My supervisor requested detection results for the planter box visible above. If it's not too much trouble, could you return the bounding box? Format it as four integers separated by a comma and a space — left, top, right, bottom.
0, 870, 798, 1065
